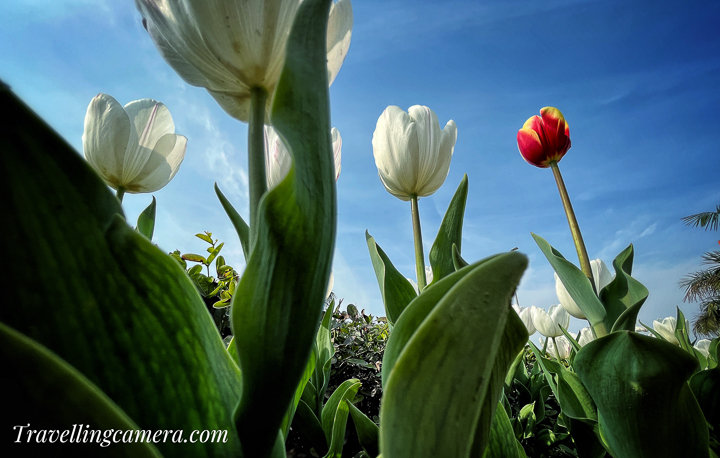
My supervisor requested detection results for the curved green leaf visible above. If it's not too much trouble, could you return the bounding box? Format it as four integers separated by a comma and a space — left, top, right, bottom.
574, 331, 709, 458
481, 402, 527, 458
215, 183, 250, 262
689, 365, 720, 431
294, 400, 328, 456
231, 1, 336, 455
136, 196, 156, 240
1, 322, 162, 457
348, 401, 380, 458
321, 379, 361, 444
313, 306, 336, 416
452, 243, 469, 270
379, 251, 528, 458
381, 254, 503, 389
0, 83, 243, 457
323, 399, 351, 458
366, 230, 418, 324
429, 174, 468, 284
532, 233, 608, 337
602, 244, 648, 332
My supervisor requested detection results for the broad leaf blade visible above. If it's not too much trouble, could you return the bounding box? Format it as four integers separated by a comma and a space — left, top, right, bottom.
481, 402, 527, 458
366, 230, 418, 324
0, 84, 243, 457
321, 379, 361, 444
231, 1, 337, 455
574, 331, 709, 458
429, 174, 468, 284
532, 233, 608, 336
136, 196, 156, 240
1, 322, 162, 457
602, 244, 648, 332
348, 401, 380, 458
380, 251, 528, 458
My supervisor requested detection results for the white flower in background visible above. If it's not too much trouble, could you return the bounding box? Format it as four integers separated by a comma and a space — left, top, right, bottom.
540, 335, 574, 360
555, 259, 614, 319
577, 326, 596, 347
512, 304, 536, 336
407, 266, 433, 294
652, 317, 688, 345
531, 304, 570, 338
694, 339, 711, 358
635, 325, 650, 334
372, 105, 457, 201
136, 0, 353, 122
83, 94, 187, 194
326, 271, 334, 300
264, 125, 342, 189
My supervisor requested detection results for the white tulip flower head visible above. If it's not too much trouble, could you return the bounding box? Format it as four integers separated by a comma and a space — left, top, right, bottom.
555, 259, 614, 320
372, 105, 457, 201
83, 94, 187, 194
531, 304, 570, 338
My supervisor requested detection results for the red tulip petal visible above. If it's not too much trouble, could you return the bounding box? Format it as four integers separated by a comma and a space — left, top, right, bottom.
517, 128, 548, 167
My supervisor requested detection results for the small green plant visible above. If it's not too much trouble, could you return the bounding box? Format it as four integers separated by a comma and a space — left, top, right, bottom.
170, 232, 239, 341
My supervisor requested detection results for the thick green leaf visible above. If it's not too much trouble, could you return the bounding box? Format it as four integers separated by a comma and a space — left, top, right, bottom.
602, 244, 648, 332
366, 230, 418, 324
136, 196, 157, 240
380, 251, 528, 458
689, 365, 720, 431
294, 400, 328, 456
348, 401, 380, 458
574, 331, 709, 458
381, 253, 503, 389
321, 379, 361, 444
429, 174, 468, 284
215, 183, 250, 262
1, 322, 162, 457
532, 233, 608, 337
281, 345, 317, 439
0, 83, 243, 457
481, 402, 527, 458
313, 306, 336, 416
323, 399, 351, 458
534, 354, 597, 422
231, 1, 336, 455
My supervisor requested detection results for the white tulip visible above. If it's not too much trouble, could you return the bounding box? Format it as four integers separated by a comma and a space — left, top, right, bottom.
83, 94, 187, 194
512, 304, 536, 337
652, 316, 688, 345
540, 335, 573, 360
264, 125, 342, 189
555, 259, 614, 320
372, 105, 457, 201
694, 339, 711, 359
326, 271, 334, 300
136, 0, 353, 122
531, 304, 570, 338
407, 266, 433, 295
577, 326, 596, 347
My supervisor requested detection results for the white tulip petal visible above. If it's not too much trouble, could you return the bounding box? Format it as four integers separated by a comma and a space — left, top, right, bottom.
577, 327, 596, 347
372, 106, 418, 200
418, 118, 456, 196
326, 0, 353, 85
122, 99, 174, 184
512, 304, 536, 336
408, 105, 442, 193
556, 259, 614, 320
264, 125, 292, 189
694, 339, 711, 358
531, 304, 570, 338
131, 134, 187, 193
83, 94, 131, 189
653, 317, 679, 345
331, 127, 342, 180
326, 271, 335, 299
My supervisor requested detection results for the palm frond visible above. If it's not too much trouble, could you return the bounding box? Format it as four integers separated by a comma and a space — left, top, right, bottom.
682, 205, 720, 231
692, 298, 720, 338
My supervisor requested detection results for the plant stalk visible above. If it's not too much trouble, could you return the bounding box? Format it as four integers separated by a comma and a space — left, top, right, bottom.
550, 162, 595, 292
410, 195, 427, 291
552, 337, 562, 363
248, 86, 268, 249
115, 186, 125, 203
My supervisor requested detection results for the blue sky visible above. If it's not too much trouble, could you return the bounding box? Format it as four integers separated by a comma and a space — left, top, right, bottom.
3, 0, 719, 337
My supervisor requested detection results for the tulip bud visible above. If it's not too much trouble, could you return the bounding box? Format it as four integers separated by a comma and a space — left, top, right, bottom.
517, 107, 571, 168
83, 94, 187, 194
539, 335, 573, 360
531, 304, 570, 338
555, 259, 614, 319
652, 316, 688, 345
512, 304, 536, 337
372, 105, 457, 201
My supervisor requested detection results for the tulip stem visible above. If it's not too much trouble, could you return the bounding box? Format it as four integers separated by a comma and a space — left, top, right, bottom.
248, 86, 268, 250
115, 186, 125, 204
552, 337, 562, 363
550, 162, 595, 292
410, 195, 427, 292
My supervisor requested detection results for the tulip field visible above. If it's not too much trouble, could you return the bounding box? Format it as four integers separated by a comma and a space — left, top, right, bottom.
2, 0, 718, 457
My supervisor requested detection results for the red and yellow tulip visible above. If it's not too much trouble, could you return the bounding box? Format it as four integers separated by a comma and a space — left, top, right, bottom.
517, 107, 571, 168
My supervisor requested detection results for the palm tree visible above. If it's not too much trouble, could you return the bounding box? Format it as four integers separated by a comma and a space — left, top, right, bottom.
681, 206, 720, 338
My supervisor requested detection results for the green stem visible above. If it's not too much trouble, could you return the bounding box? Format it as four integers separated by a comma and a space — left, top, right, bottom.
541, 337, 549, 356
410, 195, 427, 291
248, 86, 268, 250
115, 186, 125, 204
550, 162, 595, 292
